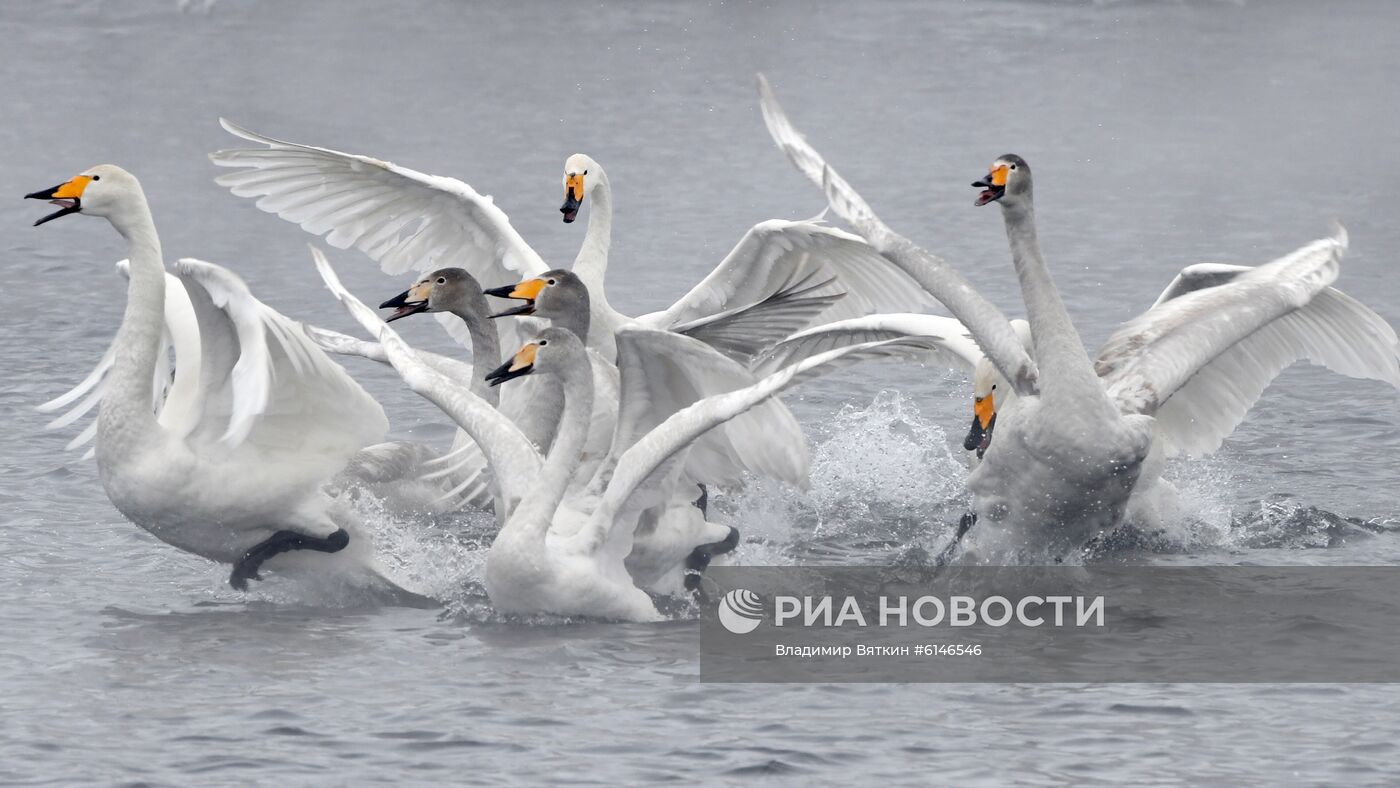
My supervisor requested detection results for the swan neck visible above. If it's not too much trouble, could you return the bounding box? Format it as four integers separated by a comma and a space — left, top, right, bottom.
572, 168, 623, 345
101, 201, 166, 450
452, 299, 502, 407
1001, 201, 1106, 406
572, 167, 612, 287
512, 359, 594, 533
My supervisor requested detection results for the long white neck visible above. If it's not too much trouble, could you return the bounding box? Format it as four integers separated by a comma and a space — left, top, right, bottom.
508, 358, 594, 539
571, 167, 624, 360
98, 196, 168, 457
1000, 200, 1111, 410
572, 166, 612, 292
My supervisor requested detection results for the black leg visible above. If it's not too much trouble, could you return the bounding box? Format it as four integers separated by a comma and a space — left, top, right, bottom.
229, 529, 350, 591
684, 525, 741, 600
691, 483, 709, 516
934, 512, 977, 567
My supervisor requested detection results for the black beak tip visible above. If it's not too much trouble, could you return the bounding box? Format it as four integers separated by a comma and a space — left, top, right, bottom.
483, 285, 515, 299
484, 361, 531, 386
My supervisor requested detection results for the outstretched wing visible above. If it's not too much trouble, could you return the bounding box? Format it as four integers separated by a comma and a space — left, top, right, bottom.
756, 74, 1038, 396
666, 265, 847, 363
1094, 231, 1387, 456
174, 258, 388, 483
310, 246, 541, 514
638, 218, 939, 341
210, 119, 548, 350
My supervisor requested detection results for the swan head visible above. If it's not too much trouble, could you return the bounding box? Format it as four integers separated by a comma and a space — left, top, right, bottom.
484, 326, 586, 387
483, 269, 588, 321
26, 164, 140, 227
972, 154, 1031, 208
560, 154, 600, 224
963, 319, 1030, 458
380, 268, 483, 322
963, 359, 1001, 458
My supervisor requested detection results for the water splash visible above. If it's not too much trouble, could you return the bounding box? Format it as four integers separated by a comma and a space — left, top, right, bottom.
723, 391, 970, 564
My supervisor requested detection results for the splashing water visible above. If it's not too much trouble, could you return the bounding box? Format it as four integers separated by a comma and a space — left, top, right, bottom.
722, 391, 971, 564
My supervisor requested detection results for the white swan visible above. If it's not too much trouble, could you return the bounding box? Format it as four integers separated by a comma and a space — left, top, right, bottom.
208, 119, 941, 364
27, 165, 405, 592
311, 248, 930, 619
757, 79, 1398, 559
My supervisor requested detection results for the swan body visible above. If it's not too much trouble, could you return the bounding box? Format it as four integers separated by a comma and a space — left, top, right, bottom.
29, 165, 400, 591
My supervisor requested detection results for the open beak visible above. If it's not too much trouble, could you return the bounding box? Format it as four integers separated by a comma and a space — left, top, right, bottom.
561, 173, 584, 223
962, 395, 997, 458
484, 277, 546, 318
972, 164, 1008, 207
379, 280, 432, 322
485, 342, 538, 387
26, 175, 91, 227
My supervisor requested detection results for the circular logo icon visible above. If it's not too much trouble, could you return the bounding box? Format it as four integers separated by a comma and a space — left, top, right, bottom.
718, 589, 764, 634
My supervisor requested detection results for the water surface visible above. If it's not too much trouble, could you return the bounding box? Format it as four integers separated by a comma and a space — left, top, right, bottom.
3, 0, 1400, 783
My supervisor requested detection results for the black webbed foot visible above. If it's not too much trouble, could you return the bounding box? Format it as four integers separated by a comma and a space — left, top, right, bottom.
229, 528, 350, 591
684, 525, 741, 601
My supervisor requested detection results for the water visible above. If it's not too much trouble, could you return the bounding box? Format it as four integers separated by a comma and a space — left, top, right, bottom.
4, 0, 1400, 783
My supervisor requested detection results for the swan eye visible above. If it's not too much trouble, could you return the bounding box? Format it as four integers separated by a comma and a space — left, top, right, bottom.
91, 175, 101, 181
1007, 164, 1016, 171
547, 278, 556, 285
436, 277, 446, 285
583, 170, 588, 175
538, 340, 548, 346
991, 384, 997, 390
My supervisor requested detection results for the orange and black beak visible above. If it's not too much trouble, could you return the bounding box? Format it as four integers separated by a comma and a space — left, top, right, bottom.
380, 280, 433, 322
484, 277, 546, 318
962, 394, 997, 458
972, 164, 1008, 207
485, 342, 538, 387
561, 172, 584, 223
26, 175, 91, 226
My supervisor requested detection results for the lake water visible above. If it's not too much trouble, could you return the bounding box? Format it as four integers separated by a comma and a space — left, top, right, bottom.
4, 0, 1400, 783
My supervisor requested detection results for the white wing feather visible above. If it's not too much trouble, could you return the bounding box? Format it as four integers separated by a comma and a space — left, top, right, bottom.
610, 327, 809, 489
174, 258, 388, 469
637, 218, 939, 336
210, 119, 548, 351
1097, 231, 1347, 419
1100, 246, 1400, 456
756, 313, 983, 375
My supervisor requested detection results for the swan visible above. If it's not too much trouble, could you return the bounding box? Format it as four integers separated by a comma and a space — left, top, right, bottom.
757, 78, 1396, 560
26, 165, 407, 593
208, 119, 942, 364
311, 248, 931, 619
